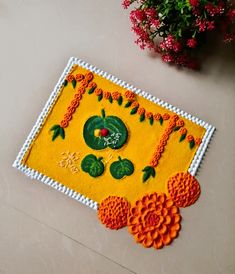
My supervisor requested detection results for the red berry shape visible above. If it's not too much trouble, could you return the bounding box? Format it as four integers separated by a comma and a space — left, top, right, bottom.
100, 128, 109, 137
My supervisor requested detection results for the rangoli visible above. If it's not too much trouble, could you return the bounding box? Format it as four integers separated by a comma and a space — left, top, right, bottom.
13, 57, 215, 250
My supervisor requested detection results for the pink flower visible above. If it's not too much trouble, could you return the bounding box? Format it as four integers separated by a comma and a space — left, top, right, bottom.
159, 41, 167, 51
162, 54, 174, 63
224, 33, 235, 43
189, 0, 199, 7
207, 21, 215, 30
187, 38, 197, 48
164, 35, 175, 49
196, 19, 207, 32
151, 19, 160, 28
122, 0, 131, 9
227, 9, 235, 21
145, 8, 156, 18
130, 9, 146, 22
173, 41, 182, 52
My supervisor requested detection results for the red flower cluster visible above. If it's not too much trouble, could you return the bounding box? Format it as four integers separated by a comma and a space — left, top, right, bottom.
122, 0, 235, 69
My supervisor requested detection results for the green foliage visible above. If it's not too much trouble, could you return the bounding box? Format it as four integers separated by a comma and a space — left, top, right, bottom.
110, 156, 134, 179
81, 154, 104, 177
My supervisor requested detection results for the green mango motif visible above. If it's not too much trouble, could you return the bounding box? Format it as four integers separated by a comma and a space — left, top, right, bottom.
83, 109, 128, 150
81, 154, 104, 177
110, 156, 134, 179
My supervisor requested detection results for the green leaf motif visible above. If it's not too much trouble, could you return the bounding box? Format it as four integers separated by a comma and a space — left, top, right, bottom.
63, 80, 68, 87
130, 106, 138, 115
59, 127, 65, 139
50, 125, 64, 141
139, 113, 145, 122
159, 117, 163, 125
124, 101, 132, 108
189, 140, 195, 149
174, 126, 181, 131
88, 87, 95, 94
118, 96, 123, 106
179, 133, 186, 142
109, 96, 113, 103
72, 79, 77, 89
98, 94, 103, 101
149, 116, 154, 125
142, 166, 156, 183
110, 156, 134, 179
81, 154, 104, 177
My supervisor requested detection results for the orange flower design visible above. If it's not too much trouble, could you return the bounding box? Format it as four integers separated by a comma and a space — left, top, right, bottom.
131, 101, 139, 108
137, 107, 145, 115
75, 74, 84, 82
167, 172, 201, 207
77, 87, 86, 94
74, 93, 82, 101
80, 79, 89, 88
153, 113, 161, 121
112, 91, 121, 100
67, 106, 76, 115
70, 99, 80, 108
84, 72, 94, 82
145, 112, 153, 119
66, 74, 74, 82
195, 137, 202, 145
88, 82, 97, 89
98, 196, 130, 230
179, 127, 187, 135
125, 90, 136, 101
128, 193, 181, 249
187, 135, 194, 142
60, 119, 69, 128
64, 113, 72, 122
172, 114, 179, 121
162, 113, 170, 120
104, 91, 111, 99
176, 119, 184, 127
95, 88, 103, 96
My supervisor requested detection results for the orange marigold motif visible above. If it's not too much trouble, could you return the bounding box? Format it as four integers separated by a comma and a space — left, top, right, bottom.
179, 127, 187, 135
195, 137, 202, 145
104, 91, 111, 99
60, 119, 69, 128
66, 74, 74, 82
137, 107, 145, 115
98, 196, 130, 230
70, 99, 80, 108
84, 72, 94, 82
162, 113, 170, 120
131, 101, 139, 108
64, 113, 72, 122
75, 74, 84, 82
77, 87, 86, 94
67, 106, 76, 115
167, 172, 201, 207
74, 93, 82, 101
112, 91, 121, 100
187, 135, 194, 142
95, 88, 103, 96
176, 119, 184, 127
172, 114, 179, 121
153, 113, 161, 121
128, 193, 181, 249
125, 90, 136, 101
88, 81, 97, 89
145, 112, 153, 119
80, 79, 89, 88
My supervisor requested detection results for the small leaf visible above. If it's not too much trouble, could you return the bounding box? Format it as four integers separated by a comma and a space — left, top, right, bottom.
143, 171, 151, 183
124, 101, 132, 108
139, 113, 145, 122
130, 106, 138, 115
179, 133, 186, 142
174, 126, 180, 131
59, 127, 65, 139
142, 166, 151, 172
149, 116, 154, 125
63, 80, 68, 87
118, 96, 123, 106
189, 140, 195, 149
142, 166, 156, 183
50, 124, 60, 131
52, 127, 60, 141
150, 167, 156, 177
72, 79, 77, 89
88, 87, 95, 94
109, 96, 113, 103
159, 117, 163, 125
98, 94, 103, 101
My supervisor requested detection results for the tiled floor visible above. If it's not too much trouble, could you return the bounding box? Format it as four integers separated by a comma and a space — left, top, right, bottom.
0, 1, 235, 274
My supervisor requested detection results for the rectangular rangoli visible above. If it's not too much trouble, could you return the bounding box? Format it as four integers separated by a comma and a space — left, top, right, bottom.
13, 57, 215, 213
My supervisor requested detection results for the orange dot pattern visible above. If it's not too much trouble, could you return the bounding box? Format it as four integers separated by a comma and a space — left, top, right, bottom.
128, 193, 181, 249
167, 172, 201, 207
98, 196, 130, 230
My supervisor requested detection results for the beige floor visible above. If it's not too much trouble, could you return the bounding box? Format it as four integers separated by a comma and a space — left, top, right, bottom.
0, 1, 235, 274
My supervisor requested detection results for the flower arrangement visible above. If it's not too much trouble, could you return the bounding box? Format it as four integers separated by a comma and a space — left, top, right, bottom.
122, 0, 235, 69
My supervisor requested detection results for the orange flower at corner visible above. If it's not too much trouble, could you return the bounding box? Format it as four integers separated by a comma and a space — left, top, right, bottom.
167, 172, 201, 207
98, 196, 130, 230
128, 193, 181, 249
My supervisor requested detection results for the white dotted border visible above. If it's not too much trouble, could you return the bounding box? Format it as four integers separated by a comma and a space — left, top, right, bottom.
13, 57, 215, 211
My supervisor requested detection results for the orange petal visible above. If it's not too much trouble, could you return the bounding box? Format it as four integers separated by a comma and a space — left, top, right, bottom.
165, 215, 172, 225
159, 224, 167, 234
162, 234, 172, 245
142, 237, 153, 248
153, 238, 163, 249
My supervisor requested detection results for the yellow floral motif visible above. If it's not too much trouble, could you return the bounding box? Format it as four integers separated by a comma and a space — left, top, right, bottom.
58, 151, 80, 174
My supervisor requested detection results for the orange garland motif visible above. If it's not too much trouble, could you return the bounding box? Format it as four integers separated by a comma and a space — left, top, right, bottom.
98, 196, 130, 230
128, 193, 181, 249
167, 172, 201, 207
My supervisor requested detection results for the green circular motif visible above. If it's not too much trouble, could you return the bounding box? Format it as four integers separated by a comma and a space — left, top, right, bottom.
81, 154, 104, 177
83, 109, 128, 150
110, 156, 134, 179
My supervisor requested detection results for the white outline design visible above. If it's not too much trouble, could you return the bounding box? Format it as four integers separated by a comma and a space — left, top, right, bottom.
13, 57, 215, 211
